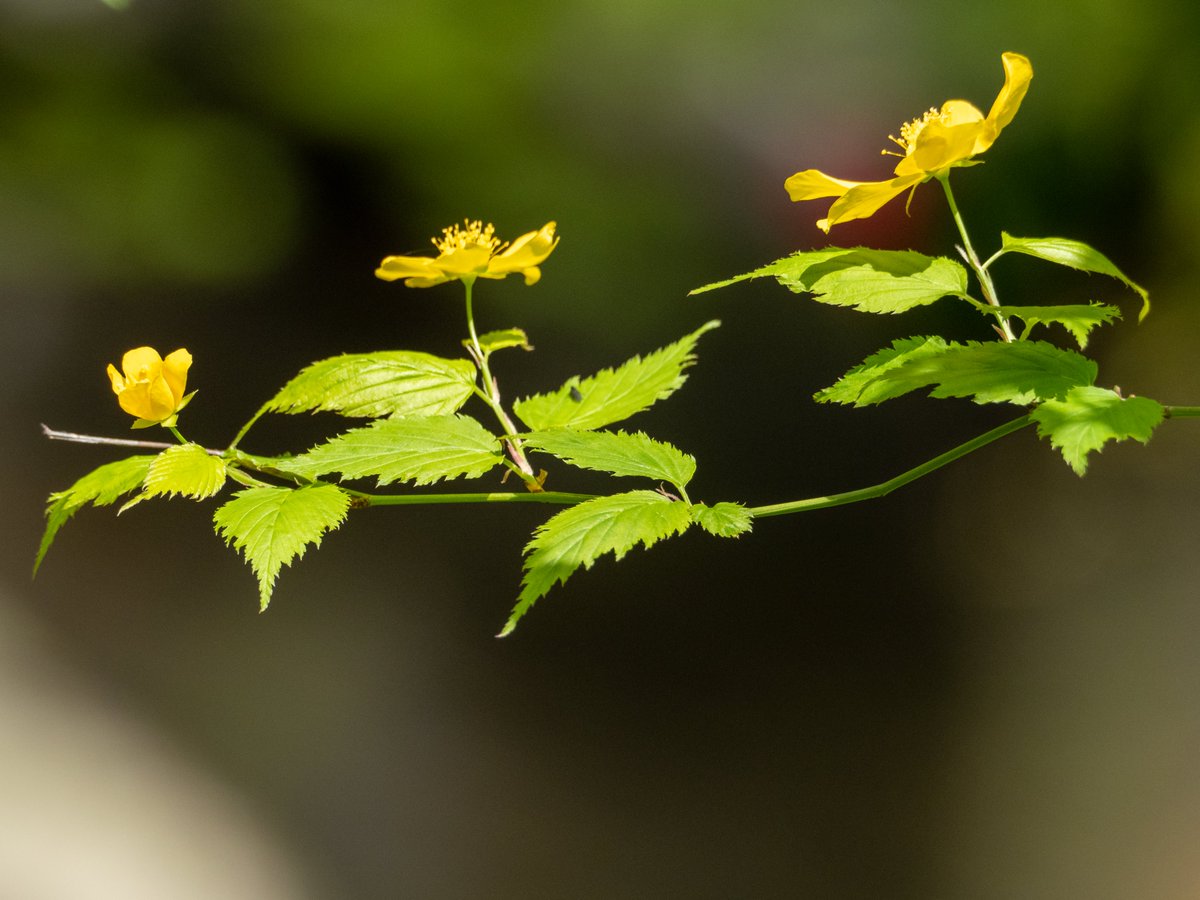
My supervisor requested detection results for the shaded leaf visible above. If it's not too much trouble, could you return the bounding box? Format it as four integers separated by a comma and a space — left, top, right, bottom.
514, 321, 719, 431
286, 414, 502, 486
35, 455, 155, 575
213, 484, 350, 610
1031, 386, 1164, 475
869, 340, 1097, 405
978, 302, 1121, 349
691, 502, 753, 538
998, 234, 1150, 321
693, 248, 968, 314
466, 328, 532, 354
523, 429, 696, 492
499, 491, 693, 636
815, 336, 950, 406
263, 351, 477, 418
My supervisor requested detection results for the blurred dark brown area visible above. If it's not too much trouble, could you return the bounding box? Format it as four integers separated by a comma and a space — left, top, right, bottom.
5, 1, 1200, 897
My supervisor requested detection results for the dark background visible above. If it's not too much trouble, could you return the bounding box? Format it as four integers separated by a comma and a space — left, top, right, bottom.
4, 1, 1200, 897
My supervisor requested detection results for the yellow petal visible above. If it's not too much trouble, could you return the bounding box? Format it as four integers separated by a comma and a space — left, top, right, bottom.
975, 51, 1032, 155
521, 266, 542, 286
906, 114, 985, 173
821, 173, 925, 231
107, 363, 125, 394
121, 346, 163, 383
489, 222, 558, 275
375, 254, 440, 282
784, 169, 863, 202
162, 349, 191, 403
435, 244, 494, 276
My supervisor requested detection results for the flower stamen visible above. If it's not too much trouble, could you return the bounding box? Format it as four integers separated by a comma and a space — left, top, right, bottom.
432, 220, 506, 255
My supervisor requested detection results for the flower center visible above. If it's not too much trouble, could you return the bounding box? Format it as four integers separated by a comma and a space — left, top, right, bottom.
433, 220, 505, 256
883, 107, 941, 157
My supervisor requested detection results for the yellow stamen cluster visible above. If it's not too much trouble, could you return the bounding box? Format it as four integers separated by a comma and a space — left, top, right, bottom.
883, 107, 941, 157
432, 220, 505, 255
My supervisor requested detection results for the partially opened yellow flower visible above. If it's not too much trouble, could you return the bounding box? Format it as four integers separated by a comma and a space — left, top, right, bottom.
375, 220, 558, 288
107, 346, 194, 427
786, 52, 1032, 232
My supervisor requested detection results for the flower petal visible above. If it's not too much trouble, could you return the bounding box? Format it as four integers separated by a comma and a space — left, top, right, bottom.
375, 254, 440, 282
489, 222, 558, 275
121, 346, 163, 382
907, 114, 985, 174
107, 363, 126, 394
975, 52, 1032, 154
784, 169, 863, 202
820, 173, 925, 231
436, 243, 494, 276
162, 349, 192, 403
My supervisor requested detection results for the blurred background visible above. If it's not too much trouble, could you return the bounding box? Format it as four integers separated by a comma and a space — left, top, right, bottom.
4, 0, 1200, 896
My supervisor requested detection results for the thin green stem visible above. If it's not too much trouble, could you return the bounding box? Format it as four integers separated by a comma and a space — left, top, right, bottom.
939, 175, 1016, 342
1164, 405, 1200, 418
748, 414, 1032, 519
356, 490, 597, 507
226, 404, 268, 452
168, 426, 188, 445
463, 278, 541, 489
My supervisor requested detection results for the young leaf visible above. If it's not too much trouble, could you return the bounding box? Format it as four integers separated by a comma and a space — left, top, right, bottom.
122, 444, 227, 511
213, 484, 350, 610
285, 414, 503, 486
1030, 386, 1164, 475
997, 234, 1150, 321
522, 429, 696, 492
499, 491, 694, 636
690, 502, 753, 538
977, 302, 1121, 349
263, 351, 477, 419
692, 248, 968, 314
514, 320, 719, 431
869, 340, 1097, 405
35, 455, 155, 575
815, 336, 950, 406
465, 328, 532, 354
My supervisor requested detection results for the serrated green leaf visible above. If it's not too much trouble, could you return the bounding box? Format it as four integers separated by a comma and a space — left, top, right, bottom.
263, 351, 477, 419
869, 340, 1097, 406
690, 502, 753, 538
213, 484, 350, 610
285, 414, 502, 486
514, 321, 719, 431
978, 302, 1121, 349
1030, 386, 1164, 475
122, 444, 227, 511
499, 491, 694, 636
815, 336, 950, 406
35, 455, 155, 576
523, 429, 696, 492
466, 328, 532, 354
998, 234, 1150, 321
693, 248, 968, 314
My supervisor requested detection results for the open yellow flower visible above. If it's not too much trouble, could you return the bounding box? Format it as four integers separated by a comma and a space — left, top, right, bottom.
786, 52, 1032, 232
107, 346, 193, 427
375, 220, 558, 288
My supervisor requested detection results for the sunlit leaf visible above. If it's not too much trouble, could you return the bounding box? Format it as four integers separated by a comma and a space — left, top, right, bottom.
997, 234, 1150, 321
1031, 386, 1164, 475
690, 502, 753, 538
815, 335, 950, 406
523, 429, 696, 492
121, 444, 227, 511
514, 321, 719, 431
213, 484, 350, 610
978, 302, 1121, 349
466, 328, 532, 354
499, 491, 694, 636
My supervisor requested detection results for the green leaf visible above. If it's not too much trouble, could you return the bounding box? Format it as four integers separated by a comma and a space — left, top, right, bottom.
692, 248, 968, 314
499, 491, 694, 636
35, 455, 155, 576
285, 414, 502, 486
1030, 386, 1164, 475
522, 429, 696, 492
122, 444, 227, 511
869, 340, 1097, 406
690, 502, 753, 538
978, 302, 1121, 349
815, 336, 950, 406
514, 320, 719, 431
466, 328, 532, 354
997, 234, 1150, 321
263, 351, 477, 419
213, 484, 350, 610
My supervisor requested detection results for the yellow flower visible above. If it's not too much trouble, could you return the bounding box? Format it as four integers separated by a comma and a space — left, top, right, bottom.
107, 346, 194, 427
375, 220, 559, 288
785, 52, 1033, 232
